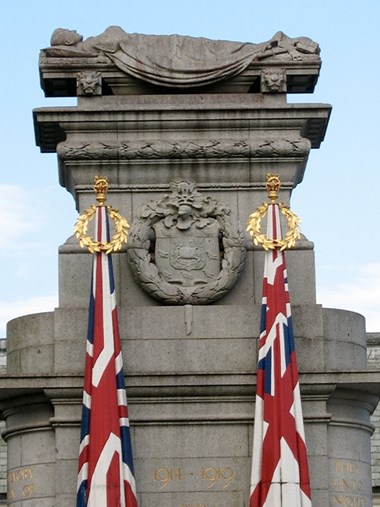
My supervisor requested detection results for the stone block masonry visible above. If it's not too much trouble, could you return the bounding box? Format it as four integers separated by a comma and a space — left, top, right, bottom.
0, 27, 378, 507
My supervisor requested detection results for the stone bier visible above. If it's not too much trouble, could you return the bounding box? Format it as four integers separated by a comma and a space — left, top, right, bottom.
0, 26, 378, 507
39, 27, 321, 98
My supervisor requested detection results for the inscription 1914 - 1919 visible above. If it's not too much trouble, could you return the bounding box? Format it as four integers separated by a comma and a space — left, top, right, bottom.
153, 466, 236, 491
153, 465, 237, 507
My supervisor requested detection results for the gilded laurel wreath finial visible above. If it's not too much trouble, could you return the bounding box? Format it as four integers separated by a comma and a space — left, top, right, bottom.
246, 174, 301, 251
74, 176, 130, 254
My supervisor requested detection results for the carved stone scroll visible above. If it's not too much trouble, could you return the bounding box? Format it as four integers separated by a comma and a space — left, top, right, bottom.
127, 180, 246, 304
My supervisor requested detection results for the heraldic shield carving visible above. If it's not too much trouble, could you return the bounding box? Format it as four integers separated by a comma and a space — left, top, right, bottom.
127, 180, 246, 304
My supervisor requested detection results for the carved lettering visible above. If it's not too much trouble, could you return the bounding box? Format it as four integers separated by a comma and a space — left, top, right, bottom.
7, 467, 33, 483
153, 463, 237, 493
332, 495, 365, 507
333, 477, 364, 493
7, 489, 15, 500
22, 484, 34, 497
334, 460, 359, 474
331, 460, 366, 507
6, 467, 35, 501
201, 466, 236, 489
153, 467, 184, 489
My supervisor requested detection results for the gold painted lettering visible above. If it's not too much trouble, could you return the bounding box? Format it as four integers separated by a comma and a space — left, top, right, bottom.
332, 495, 365, 507
334, 460, 359, 474
201, 466, 236, 489
7, 467, 33, 484
153, 467, 183, 490
22, 484, 34, 497
332, 460, 366, 506
333, 477, 364, 493
5, 467, 36, 502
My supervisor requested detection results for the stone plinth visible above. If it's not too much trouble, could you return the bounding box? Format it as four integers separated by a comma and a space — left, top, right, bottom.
0, 28, 379, 507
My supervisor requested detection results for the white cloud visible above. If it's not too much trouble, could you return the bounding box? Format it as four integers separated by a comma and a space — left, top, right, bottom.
317, 262, 380, 332
0, 184, 43, 250
0, 294, 58, 338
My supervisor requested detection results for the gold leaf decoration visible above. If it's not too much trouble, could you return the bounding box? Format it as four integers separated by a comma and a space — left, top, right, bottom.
247, 202, 300, 251
74, 204, 129, 254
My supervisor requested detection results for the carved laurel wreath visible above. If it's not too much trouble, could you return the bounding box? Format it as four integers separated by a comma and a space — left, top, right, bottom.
74, 205, 130, 254
127, 183, 246, 305
247, 202, 300, 251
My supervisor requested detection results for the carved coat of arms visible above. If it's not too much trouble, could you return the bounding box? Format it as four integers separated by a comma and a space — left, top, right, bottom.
127, 180, 246, 304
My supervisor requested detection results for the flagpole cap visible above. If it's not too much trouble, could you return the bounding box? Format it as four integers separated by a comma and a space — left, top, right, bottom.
94, 176, 108, 206
266, 173, 280, 203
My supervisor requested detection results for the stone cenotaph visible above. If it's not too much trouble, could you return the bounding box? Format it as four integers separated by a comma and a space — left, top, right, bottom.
0, 27, 379, 507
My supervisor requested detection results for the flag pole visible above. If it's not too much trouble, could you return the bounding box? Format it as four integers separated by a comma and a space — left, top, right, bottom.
74, 177, 138, 507
247, 174, 312, 507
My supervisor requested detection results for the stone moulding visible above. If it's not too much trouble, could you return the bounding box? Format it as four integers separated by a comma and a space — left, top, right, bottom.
56, 138, 311, 161
127, 180, 246, 304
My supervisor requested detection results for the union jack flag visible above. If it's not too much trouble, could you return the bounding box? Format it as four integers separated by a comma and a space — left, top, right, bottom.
249, 203, 312, 507
76, 205, 138, 507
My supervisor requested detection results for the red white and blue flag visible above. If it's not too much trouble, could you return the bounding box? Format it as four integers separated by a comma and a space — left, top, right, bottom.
249, 204, 312, 507
76, 205, 138, 507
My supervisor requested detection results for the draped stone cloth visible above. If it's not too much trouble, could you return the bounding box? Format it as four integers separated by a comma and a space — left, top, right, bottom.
46, 26, 320, 88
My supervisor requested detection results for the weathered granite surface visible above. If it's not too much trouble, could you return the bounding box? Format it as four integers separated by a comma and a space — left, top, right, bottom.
0, 28, 378, 507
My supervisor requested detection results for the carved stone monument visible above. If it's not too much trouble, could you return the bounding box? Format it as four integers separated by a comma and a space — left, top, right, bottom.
0, 27, 379, 506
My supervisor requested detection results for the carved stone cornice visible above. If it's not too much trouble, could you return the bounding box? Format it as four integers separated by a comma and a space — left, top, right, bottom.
34, 100, 331, 153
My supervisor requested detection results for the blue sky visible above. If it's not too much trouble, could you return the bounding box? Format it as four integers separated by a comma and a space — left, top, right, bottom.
1, 0, 380, 336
